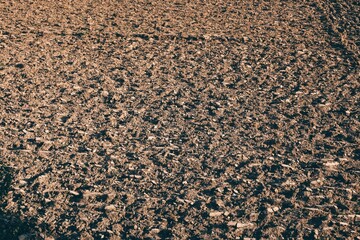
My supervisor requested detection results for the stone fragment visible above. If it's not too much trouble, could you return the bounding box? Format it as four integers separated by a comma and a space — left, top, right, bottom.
227, 221, 237, 226
236, 222, 255, 229
209, 211, 223, 217
69, 191, 80, 196
19, 180, 27, 187
105, 205, 116, 211
267, 206, 280, 213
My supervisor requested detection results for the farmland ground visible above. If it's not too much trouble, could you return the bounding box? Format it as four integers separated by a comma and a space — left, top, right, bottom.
0, 0, 359, 239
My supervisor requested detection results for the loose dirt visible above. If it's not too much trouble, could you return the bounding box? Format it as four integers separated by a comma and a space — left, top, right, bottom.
0, 0, 359, 239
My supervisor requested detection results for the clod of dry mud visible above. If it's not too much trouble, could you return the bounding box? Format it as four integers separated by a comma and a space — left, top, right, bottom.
0, 0, 359, 239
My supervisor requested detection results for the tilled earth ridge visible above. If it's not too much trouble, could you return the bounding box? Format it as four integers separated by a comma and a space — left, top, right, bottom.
0, 0, 359, 239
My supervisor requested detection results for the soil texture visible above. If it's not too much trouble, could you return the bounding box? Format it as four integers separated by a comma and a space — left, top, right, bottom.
0, 0, 359, 239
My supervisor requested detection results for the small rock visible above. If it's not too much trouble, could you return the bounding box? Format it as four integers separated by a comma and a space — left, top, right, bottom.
150, 228, 160, 233
236, 222, 255, 229
18, 180, 27, 187
304, 191, 311, 197
267, 206, 280, 213
102, 91, 109, 97
130, 175, 142, 179
69, 191, 80, 196
250, 212, 258, 222
216, 199, 225, 208
209, 211, 223, 217
323, 161, 339, 168
223, 76, 233, 86
310, 178, 324, 187
148, 136, 156, 140
242, 36, 250, 43
227, 221, 237, 226
105, 205, 116, 211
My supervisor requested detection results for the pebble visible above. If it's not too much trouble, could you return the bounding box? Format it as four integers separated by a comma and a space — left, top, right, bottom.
323, 162, 339, 168
267, 206, 280, 213
19, 180, 27, 187
227, 221, 237, 226
105, 205, 116, 211
236, 222, 255, 229
250, 212, 258, 222
209, 211, 223, 217
310, 178, 324, 187
69, 191, 80, 196
148, 136, 156, 140
102, 91, 109, 97
150, 228, 160, 233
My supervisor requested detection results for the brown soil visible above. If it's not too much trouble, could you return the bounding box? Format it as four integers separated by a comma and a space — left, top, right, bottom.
0, 0, 359, 239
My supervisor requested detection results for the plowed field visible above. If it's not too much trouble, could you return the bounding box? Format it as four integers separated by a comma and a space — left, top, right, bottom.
0, 0, 359, 239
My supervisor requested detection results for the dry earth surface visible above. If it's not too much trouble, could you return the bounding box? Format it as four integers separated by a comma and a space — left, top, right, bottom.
0, 0, 359, 239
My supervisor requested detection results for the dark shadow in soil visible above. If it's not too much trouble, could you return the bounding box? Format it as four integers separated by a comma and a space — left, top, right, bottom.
0, 165, 39, 240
